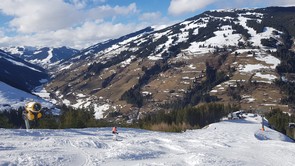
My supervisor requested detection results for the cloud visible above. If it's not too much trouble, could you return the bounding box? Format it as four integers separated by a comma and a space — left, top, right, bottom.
0, 21, 146, 49
88, 3, 138, 20
270, 0, 295, 6
214, 0, 295, 9
168, 0, 216, 16
168, 0, 295, 16
0, 0, 144, 49
0, 0, 84, 33
139, 12, 162, 21
0, 0, 138, 34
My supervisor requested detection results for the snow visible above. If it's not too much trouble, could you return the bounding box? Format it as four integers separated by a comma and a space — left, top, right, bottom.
120, 55, 135, 67
142, 91, 152, 96
238, 15, 281, 48
0, 81, 53, 111
188, 64, 196, 69
254, 73, 277, 81
5, 47, 24, 55
33, 88, 51, 99
210, 90, 218, 93
234, 50, 280, 84
254, 53, 280, 69
41, 48, 53, 64
239, 64, 267, 73
59, 63, 73, 71
185, 24, 246, 54
0, 114, 294, 165
63, 99, 71, 105
148, 55, 163, 60
76, 93, 86, 98
93, 104, 111, 119
205, 25, 242, 46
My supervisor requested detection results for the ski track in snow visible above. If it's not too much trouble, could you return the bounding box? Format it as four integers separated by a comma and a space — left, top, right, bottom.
0, 115, 295, 166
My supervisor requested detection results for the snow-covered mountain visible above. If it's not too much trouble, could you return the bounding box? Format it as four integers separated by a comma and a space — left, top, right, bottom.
0, 49, 48, 92
2, 46, 78, 70
0, 114, 294, 165
46, 6, 295, 121
58, 26, 154, 70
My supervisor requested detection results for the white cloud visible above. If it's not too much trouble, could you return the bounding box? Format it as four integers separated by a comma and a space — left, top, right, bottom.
214, 0, 295, 9
0, 0, 143, 49
139, 12, 176, 29
0, 21, 146, 49
139, 12, 162, 21
269, 0, 295, 6
0, 1, 138, 34
168, 0, 216, 16
87, 3, 138, 20
0, 0, 84, 33
168, 0, 295, 16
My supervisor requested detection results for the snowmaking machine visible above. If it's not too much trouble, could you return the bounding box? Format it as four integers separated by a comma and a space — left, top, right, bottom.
23, 102, 42, 129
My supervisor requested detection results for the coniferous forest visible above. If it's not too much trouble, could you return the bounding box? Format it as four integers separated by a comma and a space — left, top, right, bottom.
265, 108, 295, 140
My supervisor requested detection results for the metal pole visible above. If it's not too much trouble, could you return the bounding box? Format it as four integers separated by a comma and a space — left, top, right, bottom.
261, 115, 265, 131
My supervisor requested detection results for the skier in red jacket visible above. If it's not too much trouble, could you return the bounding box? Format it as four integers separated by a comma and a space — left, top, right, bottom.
112, 126, 118, 140
112, 126, 118, 134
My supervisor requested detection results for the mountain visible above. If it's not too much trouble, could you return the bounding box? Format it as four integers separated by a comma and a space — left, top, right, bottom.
57, 26, 154, 71
2, 46, 79, 70
45, 6, 295, 122
0, 49, 48, 92
0, 114, 294, 165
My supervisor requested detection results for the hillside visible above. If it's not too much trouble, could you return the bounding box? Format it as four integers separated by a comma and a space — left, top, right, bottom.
2, 46, 79, 70
0, 114, 294, 165
0, 49, 48, 92
45, 6, 295, 121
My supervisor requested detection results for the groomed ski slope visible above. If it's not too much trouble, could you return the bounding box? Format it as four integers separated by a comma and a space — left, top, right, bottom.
0, 114, 294, 166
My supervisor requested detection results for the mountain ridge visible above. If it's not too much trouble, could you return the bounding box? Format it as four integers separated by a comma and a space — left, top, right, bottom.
44, 6, 295, 122
2, 46, 79, 70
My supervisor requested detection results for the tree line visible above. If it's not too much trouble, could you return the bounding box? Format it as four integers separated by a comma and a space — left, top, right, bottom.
139, 103, 238, 132
0, 105, 111, 129
265, 108, 295, 140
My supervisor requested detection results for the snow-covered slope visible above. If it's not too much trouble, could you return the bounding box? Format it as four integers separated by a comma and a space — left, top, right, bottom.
0, 114, 294, 165
0, 81, 54, 111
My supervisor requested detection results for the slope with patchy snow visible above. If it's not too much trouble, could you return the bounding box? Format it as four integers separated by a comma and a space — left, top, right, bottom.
45, 7, 295, 117
0, 114, 294, 165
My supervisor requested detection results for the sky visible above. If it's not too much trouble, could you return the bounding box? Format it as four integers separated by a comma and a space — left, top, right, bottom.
0, 0, 294, 49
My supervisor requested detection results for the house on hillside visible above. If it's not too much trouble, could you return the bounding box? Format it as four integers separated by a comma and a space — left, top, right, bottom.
228, 110, 244, 119
289, 123, 295, 128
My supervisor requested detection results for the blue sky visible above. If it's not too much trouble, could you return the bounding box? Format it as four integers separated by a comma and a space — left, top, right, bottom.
0, 0, 294, 49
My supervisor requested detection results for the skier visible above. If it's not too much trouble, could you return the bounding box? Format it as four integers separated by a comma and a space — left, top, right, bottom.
112, 126, 118, 140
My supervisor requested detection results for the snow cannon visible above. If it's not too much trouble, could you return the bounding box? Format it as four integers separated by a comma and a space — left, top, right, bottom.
23, 102, 42, 129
